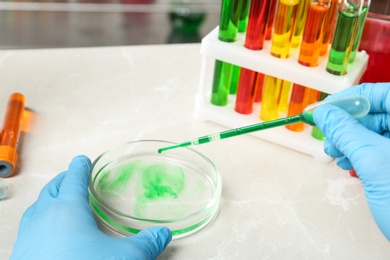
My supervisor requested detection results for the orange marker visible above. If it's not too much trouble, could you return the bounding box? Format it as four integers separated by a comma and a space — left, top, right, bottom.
0, 93, 26, 177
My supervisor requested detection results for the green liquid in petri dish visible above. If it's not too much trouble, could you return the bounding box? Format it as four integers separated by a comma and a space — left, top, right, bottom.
97, 162, 139, 194
97, 161, 185, 200
141, 163, 185, 199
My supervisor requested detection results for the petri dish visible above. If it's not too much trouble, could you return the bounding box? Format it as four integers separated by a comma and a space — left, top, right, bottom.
89, 140, 222, 239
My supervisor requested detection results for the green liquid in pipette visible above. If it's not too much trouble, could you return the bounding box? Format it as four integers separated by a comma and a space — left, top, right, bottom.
159, 95, 370, 153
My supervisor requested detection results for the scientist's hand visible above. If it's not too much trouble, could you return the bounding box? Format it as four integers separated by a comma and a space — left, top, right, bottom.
11, 155, 172, 260
313, 83, 390, 241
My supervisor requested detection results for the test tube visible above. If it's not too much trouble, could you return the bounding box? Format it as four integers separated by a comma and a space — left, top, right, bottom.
0, 93, 26, 177
259, 76, 293, 121
229, 0, 250, 95
238, 0, 250, 32
265, 0, 278, 40
285, 84, 307, 131
298, 0, 330, 67
319, 0, 339, 56
270, 0, 300, 58
311, 92, 329, 140
278, 80, 292, 112
286, 86, 319, 131
244, 0, 272, 50
288, 0, 329, 126
291, 0, 311, 48
218, 0, 242, 42
211, 0, 242, 106
326, 0, 362, 76
254, 73, 265, 102
211, 60, 234, 105
260, 76, 282, 121
235, 68, 259, 114
229, 65, 241, 94
349, 0, 371, 63
235, 0, 271, 114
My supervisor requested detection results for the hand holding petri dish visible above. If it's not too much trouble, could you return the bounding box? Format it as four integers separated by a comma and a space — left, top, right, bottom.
89, 140, 222, 239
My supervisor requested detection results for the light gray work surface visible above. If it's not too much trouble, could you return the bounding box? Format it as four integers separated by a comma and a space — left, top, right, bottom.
0, 44, 388, 259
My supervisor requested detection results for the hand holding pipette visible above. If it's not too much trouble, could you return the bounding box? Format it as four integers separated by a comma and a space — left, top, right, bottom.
159, 95, 370, 153
313, 83, 390, 241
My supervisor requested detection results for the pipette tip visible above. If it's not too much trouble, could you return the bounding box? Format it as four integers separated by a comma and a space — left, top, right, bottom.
158, 141, 192, 153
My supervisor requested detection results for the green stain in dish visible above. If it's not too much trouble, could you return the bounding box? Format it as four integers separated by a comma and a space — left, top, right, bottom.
142, 163, 185, 199
97, 161, 140, 194
97, 160, 185, 200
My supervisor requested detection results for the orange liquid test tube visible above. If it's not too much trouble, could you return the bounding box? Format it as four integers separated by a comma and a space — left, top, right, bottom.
286, 84, 307, 131
319, 0, 338, 56
298, 0, 329, 67
286, 85, 319, 131
0, 93, 26, 177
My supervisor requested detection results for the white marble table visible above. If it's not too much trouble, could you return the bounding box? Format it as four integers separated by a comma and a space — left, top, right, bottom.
0, 44, 388, 259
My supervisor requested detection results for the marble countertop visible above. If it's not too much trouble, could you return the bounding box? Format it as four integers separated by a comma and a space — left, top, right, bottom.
0, 44, 388, 259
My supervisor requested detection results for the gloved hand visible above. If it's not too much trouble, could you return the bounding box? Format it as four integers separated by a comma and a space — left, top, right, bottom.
313, 82, 390, 241
10, 155, 172, 260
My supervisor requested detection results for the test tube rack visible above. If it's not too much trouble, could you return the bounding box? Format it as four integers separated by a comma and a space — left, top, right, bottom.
194, 27, 369, 163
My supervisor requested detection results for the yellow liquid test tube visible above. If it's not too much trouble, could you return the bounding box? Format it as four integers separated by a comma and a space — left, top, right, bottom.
270, 0, 300, 58
278, 80, 292, 113
291, 0, 311, 48
0, 93, 26, 177
260, 75, 291, 121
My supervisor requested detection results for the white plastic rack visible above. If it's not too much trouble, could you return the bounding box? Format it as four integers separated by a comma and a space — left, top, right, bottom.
195, 27, 369, 163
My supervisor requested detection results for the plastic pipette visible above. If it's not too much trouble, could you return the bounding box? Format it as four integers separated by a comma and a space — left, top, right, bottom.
158, 95, 370, 153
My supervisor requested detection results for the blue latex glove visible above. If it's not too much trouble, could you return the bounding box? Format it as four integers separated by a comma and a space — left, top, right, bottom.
11, 155, 172, 259
313, 83, 390, 241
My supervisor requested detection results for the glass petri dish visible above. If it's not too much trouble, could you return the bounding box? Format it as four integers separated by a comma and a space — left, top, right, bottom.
89, 140, 222, 239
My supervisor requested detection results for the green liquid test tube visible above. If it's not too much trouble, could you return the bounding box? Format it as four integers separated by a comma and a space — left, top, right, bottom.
349, 0, 370, 63
238, 0, 250, 33
218, 0, 242, 42
159, 95, 370, 152
229, 0, 250, 96
311, 92, 329, 140
229, 65, 241, 94
211, 60, 234, 105
326, 0, 362, 76
211, 0, 242, 106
